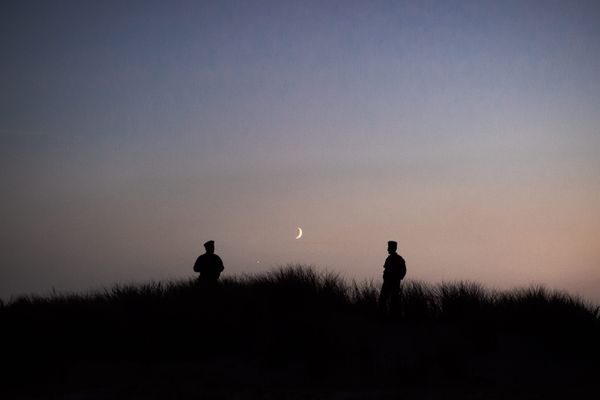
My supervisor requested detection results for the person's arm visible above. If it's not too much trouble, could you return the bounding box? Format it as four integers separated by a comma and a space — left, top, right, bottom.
217, 256, 224, 272
399, 257, 407, 280
383, 256, 390, 270
382, 257, 390, 279
193, 257, 201, 272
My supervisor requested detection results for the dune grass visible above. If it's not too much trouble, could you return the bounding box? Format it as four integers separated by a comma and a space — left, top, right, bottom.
1, 265, 598, 398
6, 264, 597, 324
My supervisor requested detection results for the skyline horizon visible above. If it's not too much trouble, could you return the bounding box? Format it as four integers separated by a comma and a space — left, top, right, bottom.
1, 0, 599, 303
2, 234, 598, 305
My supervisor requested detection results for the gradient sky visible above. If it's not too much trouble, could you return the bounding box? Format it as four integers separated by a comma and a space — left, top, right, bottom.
1, 0, 599, 302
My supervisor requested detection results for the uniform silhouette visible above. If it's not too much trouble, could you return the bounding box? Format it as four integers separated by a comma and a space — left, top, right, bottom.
378, 241, 407, 315
193, 240, 224, 284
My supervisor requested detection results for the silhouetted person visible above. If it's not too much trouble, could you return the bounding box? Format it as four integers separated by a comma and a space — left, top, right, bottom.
193, 240, 224, 285
378, 241, 407, 316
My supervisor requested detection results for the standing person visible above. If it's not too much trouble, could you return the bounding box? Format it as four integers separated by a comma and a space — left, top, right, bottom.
378, 241, 407, 315
193, 240, 224, 285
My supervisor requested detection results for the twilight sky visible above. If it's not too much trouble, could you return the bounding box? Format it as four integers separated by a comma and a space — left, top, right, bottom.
1, 0, 599, 302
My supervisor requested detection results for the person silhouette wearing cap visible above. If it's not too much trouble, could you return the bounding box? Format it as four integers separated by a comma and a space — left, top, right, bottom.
193, 240, 224, 285
378, 241, 407, 316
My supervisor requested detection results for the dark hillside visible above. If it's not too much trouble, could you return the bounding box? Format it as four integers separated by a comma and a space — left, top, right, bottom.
1, 265, 598, 399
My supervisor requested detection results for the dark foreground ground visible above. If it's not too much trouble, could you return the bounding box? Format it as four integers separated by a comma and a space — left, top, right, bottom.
1, 266, 599, 399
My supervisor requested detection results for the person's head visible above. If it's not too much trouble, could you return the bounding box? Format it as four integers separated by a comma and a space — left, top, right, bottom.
387, 241, 397, 254
204, 240, 215, 254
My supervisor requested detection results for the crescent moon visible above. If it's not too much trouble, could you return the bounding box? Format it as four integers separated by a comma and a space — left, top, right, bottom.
295, 227, 303, 239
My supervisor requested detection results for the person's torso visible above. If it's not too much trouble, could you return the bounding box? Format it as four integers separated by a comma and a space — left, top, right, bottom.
197, 254, 223, 279
383, 254, 406, 280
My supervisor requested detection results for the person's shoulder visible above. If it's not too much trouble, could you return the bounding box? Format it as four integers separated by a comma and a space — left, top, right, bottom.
393, 253, 405, 262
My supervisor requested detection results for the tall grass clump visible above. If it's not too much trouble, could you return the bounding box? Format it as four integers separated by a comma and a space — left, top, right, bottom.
1, 265, 598, 398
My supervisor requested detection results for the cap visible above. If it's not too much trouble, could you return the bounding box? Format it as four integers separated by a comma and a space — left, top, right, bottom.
204, 240, 215, 248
